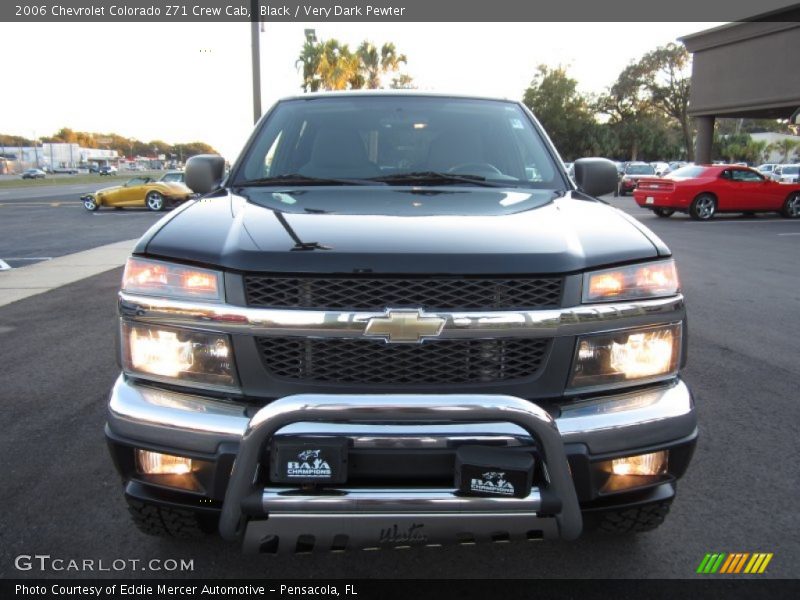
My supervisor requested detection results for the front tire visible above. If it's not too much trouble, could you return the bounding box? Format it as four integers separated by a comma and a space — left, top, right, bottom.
126, 498, 216, 539
781, 193, 800, 218
689, 194, 716, 220
146, 191, 165, 211
82, 196, 99, 211
586, 499, 672, 534
653, 208, 675, 218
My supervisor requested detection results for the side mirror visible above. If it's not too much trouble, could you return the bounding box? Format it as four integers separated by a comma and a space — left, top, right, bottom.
573, 158, 619, 197
185, 154, 225, 194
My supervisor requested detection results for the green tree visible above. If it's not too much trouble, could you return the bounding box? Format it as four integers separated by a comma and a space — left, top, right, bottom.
318, 39, 361, 90
356, 42, 407, 89
768, 138, 799, 162
297, 37, 409, 91
296, 38, 360, 91
596, 63, 656, 161
0, 134, 35, 147
297, 39, 323, 92
522, 65, 597, 160
390, 73, 416, 89
637, 43, 694, 161
174, 141, 217, 157
716, 118, 793, 136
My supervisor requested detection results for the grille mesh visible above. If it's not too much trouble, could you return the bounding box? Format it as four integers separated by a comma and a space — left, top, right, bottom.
243, 276, 563, 311
256, 337, 550, 385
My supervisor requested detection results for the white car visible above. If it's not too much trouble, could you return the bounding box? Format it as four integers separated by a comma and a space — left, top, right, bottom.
757, 163, 779, 176
651, 162, 670, 176
775, 164, 799, 183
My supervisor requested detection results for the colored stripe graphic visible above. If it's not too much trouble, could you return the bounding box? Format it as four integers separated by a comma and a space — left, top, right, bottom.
758, 553, 773, 573
696, 552, 774, 575
700, 552, 773, 575
696, 554, 713, 573
733, 553, 750, 573
744, 554, 761, 574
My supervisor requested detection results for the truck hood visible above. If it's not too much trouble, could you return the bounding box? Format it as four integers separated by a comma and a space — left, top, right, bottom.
139, 187, 668, 274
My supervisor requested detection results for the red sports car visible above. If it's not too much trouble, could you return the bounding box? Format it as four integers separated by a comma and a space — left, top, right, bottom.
633, 165, 800, 220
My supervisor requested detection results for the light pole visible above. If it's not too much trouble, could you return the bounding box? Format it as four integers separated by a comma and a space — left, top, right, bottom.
251, 0, 261, 124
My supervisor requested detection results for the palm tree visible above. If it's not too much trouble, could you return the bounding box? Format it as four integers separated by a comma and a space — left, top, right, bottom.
296, 40, 323, 92
298, 37, 408, 91
356, 42, 381, 89
356, 41, 407, 89
379, 43, 407, 86
317, 40, 360, 90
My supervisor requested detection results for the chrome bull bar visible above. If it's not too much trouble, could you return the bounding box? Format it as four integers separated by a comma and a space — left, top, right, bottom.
219, 394, 582, 552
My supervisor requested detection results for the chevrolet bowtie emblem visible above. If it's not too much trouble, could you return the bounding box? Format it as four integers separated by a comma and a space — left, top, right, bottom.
363, 309, 446, 343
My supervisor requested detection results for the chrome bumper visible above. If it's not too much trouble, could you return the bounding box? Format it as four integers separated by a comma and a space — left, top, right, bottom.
107, 376, 696, 552
107, 375, 695, 456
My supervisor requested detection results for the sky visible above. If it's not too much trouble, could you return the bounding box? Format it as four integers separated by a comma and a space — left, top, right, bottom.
0, 21, 724, 160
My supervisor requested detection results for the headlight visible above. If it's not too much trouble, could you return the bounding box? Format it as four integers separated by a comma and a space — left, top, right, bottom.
568, 323, 681, 390
121, 322, 238, 391
122, 257, 223, 301
583, 260, 679, 303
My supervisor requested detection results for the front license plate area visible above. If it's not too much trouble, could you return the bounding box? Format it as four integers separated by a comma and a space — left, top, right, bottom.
645, 197, 655, 204
269, 437, 349, 484
455, 445, 534, 498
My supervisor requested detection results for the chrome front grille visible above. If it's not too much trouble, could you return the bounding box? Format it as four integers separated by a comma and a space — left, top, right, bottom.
256, 337, 550, 385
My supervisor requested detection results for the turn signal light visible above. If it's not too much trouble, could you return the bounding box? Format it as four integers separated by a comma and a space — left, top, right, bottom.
122, 257, 223, 301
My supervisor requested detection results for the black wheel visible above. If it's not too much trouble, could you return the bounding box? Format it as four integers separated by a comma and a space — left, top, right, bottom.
126, 498, 216, 539
619, 189, 627, 197
781, 193, 800, 218
689, 193, 716, 220
585, 499, 672, 534
653, 208, 675, 218
146, 191, 165, 211
82, 196, 99, 212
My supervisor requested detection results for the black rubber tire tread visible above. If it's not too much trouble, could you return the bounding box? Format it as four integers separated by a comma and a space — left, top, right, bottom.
591, 500, 672, 534
126, 498, 212, 539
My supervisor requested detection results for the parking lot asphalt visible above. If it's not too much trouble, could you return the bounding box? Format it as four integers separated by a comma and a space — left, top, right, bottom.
0, 183, 164, 268
0, 195, 798, 579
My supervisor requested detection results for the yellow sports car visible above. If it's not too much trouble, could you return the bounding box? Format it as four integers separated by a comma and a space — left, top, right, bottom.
81, 176, 194, 212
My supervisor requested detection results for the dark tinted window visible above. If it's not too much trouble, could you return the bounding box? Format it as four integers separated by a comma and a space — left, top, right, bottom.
236, 96, 563, 188
730, 169, 763, 182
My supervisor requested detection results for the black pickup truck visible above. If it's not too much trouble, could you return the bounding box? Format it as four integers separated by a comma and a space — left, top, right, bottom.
106, 92, 696, 553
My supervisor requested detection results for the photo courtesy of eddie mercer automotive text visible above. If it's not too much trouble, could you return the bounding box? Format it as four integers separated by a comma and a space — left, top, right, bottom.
106, 92, 696, 553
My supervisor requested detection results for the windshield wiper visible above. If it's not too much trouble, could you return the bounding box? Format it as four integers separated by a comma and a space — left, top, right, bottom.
237, 174, 380, 187
368, 171, 511, 188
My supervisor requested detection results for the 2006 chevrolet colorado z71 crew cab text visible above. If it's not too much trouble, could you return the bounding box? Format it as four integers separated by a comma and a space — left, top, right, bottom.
106, 92, 696, 553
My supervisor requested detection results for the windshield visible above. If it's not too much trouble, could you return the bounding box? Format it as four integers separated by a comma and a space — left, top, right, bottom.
233, 96, 565, 189
625, 164, 655, 175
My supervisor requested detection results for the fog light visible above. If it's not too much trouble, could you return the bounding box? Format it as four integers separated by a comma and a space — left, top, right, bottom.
136, 450, 193, 475
611, 451, 667, 476
600, 450, 668, 493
